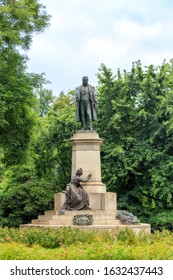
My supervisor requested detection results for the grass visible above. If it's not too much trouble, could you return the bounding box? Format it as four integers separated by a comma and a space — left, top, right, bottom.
0, 227, 173, 260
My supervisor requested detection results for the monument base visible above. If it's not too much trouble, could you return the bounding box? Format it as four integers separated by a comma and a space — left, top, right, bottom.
20, 192, 151, 234
20, 209, 151, 234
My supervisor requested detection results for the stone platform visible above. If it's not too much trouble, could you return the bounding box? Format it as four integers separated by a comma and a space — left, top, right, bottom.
20, 209, 151, 234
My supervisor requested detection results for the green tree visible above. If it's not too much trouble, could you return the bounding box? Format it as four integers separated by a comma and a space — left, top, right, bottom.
97, 61, 173, 230
0, 91, 79, 227
0, 0, 49, 50
0, 163, 54, 227
33, 91, 79, 189
0, 0, 50, 164
0, 0, 53, 227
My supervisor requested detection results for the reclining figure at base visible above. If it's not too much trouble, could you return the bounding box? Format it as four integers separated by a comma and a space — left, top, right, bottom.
59, 168, 91, 214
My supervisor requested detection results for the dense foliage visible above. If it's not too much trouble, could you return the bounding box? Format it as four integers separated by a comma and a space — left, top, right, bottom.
0, 0, 50, 164
96, 61, 173, 230
0, 0, 53, 226
0, 1, 172, 231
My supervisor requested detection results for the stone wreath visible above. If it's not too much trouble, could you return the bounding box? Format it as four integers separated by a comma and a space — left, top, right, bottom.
73, 214, 93, 226
116, 210, 140, 225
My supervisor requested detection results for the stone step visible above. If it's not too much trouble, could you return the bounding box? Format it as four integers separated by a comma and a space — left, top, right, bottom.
38, 215, 52, 220
34, 210, 122, 226
40, 210, 117, 218
48, 219, 123, 226
44, 210, 57, 216
51, 214, 116, 220
32, 218, 123, 226
32, 219, 50, 225
63, 210, 116, 215
38, 210, 117, 221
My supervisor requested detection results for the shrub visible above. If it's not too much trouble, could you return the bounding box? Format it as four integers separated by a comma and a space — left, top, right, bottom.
149, 211, 173, 231
115, 227, 137, 245
0, 227, 173, 260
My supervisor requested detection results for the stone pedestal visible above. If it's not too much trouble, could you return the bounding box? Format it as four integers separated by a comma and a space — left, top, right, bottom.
66, 130, 116, 211
69, 130, 106, 193
54, 192, 117, 211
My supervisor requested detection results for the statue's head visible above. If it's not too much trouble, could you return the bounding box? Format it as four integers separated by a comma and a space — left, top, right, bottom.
76, 168, 83, 176
82, 76, 88, 86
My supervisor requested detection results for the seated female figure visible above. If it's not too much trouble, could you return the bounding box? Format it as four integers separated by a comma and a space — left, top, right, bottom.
59, 168, 91, 213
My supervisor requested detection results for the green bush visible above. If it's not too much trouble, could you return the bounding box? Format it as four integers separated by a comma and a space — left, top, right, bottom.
0, 165, 54, 228
0, 227, 173, 260
0, 227, 97, 248
148, 211, 173, 231
115, 228, 137, 245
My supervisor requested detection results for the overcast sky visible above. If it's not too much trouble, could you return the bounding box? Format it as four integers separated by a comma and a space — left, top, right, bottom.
27, 0, 173, 95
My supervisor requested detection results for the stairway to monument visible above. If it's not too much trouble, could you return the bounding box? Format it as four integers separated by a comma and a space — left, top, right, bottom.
31, 210, 120, 226
20, 209, 151, 234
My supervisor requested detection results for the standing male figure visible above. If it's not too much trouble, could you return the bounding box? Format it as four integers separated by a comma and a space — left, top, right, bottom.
70, 76, 98, 130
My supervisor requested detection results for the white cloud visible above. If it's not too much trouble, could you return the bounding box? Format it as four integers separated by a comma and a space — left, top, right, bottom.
81, 37, 127, 65
27, 0, 173, 94
113, 19, 161, 40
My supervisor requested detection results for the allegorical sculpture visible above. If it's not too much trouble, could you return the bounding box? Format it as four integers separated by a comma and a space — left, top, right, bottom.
58, 168, 92, 214
70, 76, 98, 130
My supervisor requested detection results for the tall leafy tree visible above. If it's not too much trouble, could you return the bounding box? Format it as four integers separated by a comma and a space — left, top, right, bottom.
0, 0, 50, 164
33, 91, 79, 189
0, 0, 52, 226
97, 61, 173, 230
0, 91, 79, 227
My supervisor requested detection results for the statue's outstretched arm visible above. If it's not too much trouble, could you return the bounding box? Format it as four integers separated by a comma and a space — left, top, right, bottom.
79, 174, 91, 183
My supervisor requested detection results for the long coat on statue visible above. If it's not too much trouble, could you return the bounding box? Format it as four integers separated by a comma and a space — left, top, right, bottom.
75, 84, 98, 122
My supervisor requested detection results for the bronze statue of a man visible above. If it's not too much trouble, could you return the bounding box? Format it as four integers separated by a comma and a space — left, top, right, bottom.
70, 76, 98, 130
